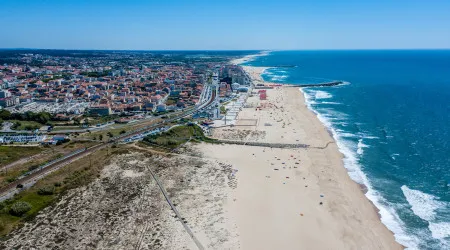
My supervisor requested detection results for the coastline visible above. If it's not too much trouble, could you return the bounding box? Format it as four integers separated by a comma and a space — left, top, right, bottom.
196, 59, 402, 248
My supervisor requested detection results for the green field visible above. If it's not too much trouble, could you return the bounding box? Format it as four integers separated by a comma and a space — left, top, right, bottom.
10, 120, 44, 131
86, 115, 118, 125
52, 126, 81, 131
143, 124, 215, 148
0, 146, 43, 166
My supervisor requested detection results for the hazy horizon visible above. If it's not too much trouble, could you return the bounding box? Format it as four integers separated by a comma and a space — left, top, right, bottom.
2, 48, 450, 52
1, 0, 449, 50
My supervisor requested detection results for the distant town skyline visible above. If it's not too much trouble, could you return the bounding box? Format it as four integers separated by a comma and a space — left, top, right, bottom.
1, 0, 449, 50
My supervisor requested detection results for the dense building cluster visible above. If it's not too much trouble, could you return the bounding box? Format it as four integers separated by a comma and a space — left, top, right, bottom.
0, 50, 251, 118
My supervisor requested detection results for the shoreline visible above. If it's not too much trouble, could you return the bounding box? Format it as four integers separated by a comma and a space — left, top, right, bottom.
199, 59, 402, 248
298, 83, 409, 248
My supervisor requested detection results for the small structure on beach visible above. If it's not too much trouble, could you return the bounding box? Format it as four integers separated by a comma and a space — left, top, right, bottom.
259, 90, 267, 100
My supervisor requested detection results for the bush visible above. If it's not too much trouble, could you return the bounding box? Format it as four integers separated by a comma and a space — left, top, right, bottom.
11, 121, 21, 130
9, 201, 32, 216
37, 185, 55, 195
6, 177, 16, 183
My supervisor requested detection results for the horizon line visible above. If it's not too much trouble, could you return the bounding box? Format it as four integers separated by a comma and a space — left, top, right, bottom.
1, 48, 450, 52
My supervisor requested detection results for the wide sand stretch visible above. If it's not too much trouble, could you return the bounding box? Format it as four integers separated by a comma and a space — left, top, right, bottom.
197, 65, 402, 249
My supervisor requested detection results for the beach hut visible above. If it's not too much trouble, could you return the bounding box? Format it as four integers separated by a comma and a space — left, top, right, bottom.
260, 92, 267, 100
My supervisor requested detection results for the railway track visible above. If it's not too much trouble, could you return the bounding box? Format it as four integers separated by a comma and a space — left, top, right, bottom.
0, 143, 106, 201
0, 99, 215, 200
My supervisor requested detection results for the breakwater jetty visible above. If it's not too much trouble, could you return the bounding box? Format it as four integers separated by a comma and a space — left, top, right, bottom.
272, 65, 297, 68
286, 81, 345, 88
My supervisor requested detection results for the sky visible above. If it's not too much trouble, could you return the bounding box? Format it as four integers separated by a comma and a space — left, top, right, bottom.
0, 0, 449, 50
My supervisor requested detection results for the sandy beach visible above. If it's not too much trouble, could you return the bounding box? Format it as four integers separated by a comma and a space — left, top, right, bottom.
197, 65, 402, 249
1, 62, 403, 250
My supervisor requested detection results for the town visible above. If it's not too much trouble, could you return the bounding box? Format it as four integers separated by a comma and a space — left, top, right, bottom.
0, 50, 253, 144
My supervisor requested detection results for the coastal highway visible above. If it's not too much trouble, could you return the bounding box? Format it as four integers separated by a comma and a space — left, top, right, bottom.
0, 92, 218, 200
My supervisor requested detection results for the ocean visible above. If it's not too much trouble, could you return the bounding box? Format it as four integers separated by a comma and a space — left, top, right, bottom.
243, 50, 450, 249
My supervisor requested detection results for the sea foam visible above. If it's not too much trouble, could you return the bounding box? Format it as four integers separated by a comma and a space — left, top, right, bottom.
401, 185, 443, 221
429, 222, 450, 242
301, 88, 420, 249
401, 186, 450, 246
314, 90, 332, 99
357, 139, 369, 155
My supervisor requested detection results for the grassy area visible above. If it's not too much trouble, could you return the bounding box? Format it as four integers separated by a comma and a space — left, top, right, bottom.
52, 126, 81, 131
0, 193, 55, 235
0, 141, 99, 188
81, 128, 125, 142
62, 141, 98, 149
78, 117, 162, 142
0, 146, 43, 166
86, 115, 118, 125
10, 120, 44, 131
0, 145, 129, 236
0, 152, 64, 189
143, 124, 216, 148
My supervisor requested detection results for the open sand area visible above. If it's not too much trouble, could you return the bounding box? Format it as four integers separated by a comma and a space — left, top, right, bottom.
1, 64, 402, 250
202, 65, 402, 249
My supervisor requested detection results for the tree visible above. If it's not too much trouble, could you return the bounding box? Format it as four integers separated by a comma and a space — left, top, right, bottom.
24, 111, 34, 121
35, 112, 51, 124
12, 121, 21, 130
107, 132, 113, 137
120, 130, 126, 134
99, 134, 103, 141
0, 110, 11, 120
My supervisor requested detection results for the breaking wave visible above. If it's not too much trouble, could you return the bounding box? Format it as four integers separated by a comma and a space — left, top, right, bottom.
314, 90, 332, 99
301, 88, 420, 249
401, 185, 443, 221
357, 139, 369, 155
401, 186, 450, 247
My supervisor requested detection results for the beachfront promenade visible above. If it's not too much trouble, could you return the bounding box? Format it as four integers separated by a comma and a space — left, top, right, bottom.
215, 139, 309, 148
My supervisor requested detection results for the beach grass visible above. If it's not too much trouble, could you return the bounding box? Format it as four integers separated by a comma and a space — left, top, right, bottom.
0, 145, 128, 237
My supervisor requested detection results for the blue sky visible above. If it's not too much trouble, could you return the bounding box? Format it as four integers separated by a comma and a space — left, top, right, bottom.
0, 0, 449, 50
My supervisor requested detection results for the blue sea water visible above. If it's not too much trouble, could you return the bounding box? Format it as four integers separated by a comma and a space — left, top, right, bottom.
243, 50, 450, 249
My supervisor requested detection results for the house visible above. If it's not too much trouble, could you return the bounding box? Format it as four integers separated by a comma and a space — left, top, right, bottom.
52, 134, 68, 141
156, 104, 167, 112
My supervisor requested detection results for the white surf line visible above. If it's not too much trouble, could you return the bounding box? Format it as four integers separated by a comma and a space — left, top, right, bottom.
146, 165, 205, 250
